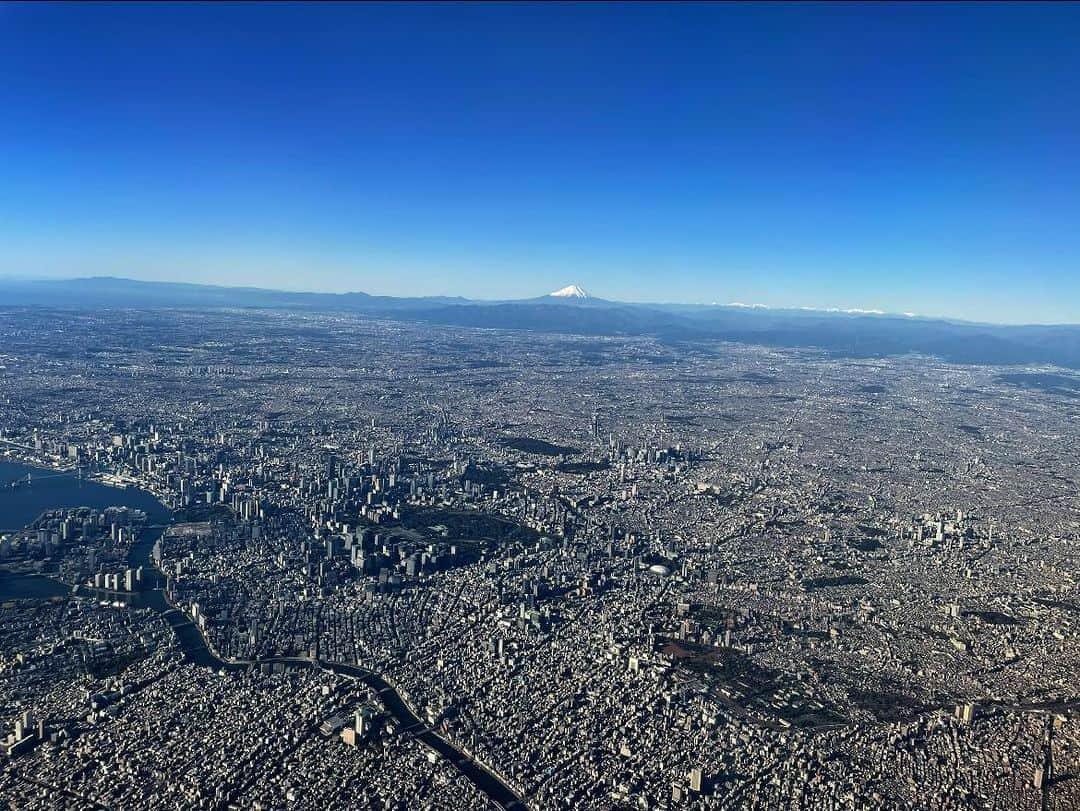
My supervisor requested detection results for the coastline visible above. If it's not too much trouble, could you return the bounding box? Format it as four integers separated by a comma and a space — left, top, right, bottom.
0, 452, 528, 810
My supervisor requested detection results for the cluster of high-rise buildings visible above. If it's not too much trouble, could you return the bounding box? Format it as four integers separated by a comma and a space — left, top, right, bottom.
0, 307, 1077, 809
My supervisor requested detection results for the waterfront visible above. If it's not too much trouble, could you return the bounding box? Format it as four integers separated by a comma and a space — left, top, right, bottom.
0, 457, 525, 808
0, 459, 170, 601
0, 460, 168, 530
0, 570, 70, 601
0, 460, 247, 671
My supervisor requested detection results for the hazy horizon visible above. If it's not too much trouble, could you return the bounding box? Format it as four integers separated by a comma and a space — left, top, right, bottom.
3, 3, 1080, 323
0, 271, 1060, 326
1, 7, 1079, 807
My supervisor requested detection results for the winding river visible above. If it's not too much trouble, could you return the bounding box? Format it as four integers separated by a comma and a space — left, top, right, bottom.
0, 459, 524, 809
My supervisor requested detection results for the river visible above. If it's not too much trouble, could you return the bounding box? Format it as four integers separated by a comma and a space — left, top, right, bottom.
0, 458, 525, 808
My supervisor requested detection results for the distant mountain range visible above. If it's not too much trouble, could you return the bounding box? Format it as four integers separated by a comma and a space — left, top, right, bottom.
3, 275, 1080, 369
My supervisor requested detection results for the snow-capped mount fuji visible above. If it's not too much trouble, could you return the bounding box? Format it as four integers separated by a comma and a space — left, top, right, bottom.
6, 276, 1079, 368
523, 283, 609, 308
549, 284, 590, 299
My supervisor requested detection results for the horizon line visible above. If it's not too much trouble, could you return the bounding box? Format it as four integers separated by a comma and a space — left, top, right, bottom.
0, 273, 1075, 329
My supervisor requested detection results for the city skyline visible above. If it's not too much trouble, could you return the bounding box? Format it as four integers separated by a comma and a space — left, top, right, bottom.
3, 3, 1080, 323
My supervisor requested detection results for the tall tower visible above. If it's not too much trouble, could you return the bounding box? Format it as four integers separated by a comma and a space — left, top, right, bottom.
689, 766, 704, 793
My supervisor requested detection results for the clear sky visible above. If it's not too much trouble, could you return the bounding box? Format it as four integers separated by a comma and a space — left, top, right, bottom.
2, 2, 1079, 323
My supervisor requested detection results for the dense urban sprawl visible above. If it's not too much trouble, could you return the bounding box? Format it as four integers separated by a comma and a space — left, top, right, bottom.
0, 307, 1077, 810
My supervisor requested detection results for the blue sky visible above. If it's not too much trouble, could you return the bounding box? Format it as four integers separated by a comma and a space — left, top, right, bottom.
2, 2, 1079, 323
